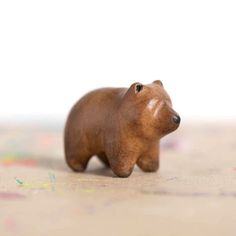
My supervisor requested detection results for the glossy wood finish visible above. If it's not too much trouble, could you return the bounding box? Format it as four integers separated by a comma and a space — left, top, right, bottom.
64, 81, 180, 177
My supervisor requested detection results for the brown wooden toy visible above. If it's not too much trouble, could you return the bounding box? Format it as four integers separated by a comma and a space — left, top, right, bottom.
64, 80, 180, 177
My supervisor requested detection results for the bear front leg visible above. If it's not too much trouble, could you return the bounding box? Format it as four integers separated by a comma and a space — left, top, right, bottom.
137, 143, 160, 172
109, 151, 139, 178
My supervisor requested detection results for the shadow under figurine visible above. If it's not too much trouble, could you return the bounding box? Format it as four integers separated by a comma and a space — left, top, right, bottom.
64, 80, 180, 177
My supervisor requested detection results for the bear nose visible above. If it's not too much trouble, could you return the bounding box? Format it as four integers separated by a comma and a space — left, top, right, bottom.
172, 115, 181, 124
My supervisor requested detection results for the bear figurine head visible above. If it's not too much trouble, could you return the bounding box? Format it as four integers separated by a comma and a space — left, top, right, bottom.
120, 80, 180, 139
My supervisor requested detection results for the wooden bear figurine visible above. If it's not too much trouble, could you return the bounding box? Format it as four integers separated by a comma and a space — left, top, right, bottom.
64, 81, 180, 177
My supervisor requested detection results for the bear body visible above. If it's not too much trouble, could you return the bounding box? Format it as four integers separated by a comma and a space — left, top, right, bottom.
64, 80, 180, 177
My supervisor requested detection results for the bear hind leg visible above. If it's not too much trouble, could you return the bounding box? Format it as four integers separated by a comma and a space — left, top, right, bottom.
65, 142, 92, 172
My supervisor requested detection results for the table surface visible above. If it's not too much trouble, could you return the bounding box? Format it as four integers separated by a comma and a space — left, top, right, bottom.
0, 122, 236, 236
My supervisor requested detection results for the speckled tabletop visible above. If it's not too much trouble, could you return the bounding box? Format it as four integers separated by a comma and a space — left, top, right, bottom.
0, 123, 236, 236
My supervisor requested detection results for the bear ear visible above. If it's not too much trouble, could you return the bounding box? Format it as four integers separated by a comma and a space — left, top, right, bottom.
135, 83, 143, 93
153, 80, 163, 87
134, 83, 144, 93
128, 82, 144, 94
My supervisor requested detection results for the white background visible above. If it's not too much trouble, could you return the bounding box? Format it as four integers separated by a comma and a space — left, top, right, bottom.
0, 0, 236, 123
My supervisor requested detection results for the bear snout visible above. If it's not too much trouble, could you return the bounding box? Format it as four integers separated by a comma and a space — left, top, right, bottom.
172, 114, 181, 125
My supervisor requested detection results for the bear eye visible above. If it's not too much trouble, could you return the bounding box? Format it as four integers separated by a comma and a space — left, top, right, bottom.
135, 84, 143, 93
